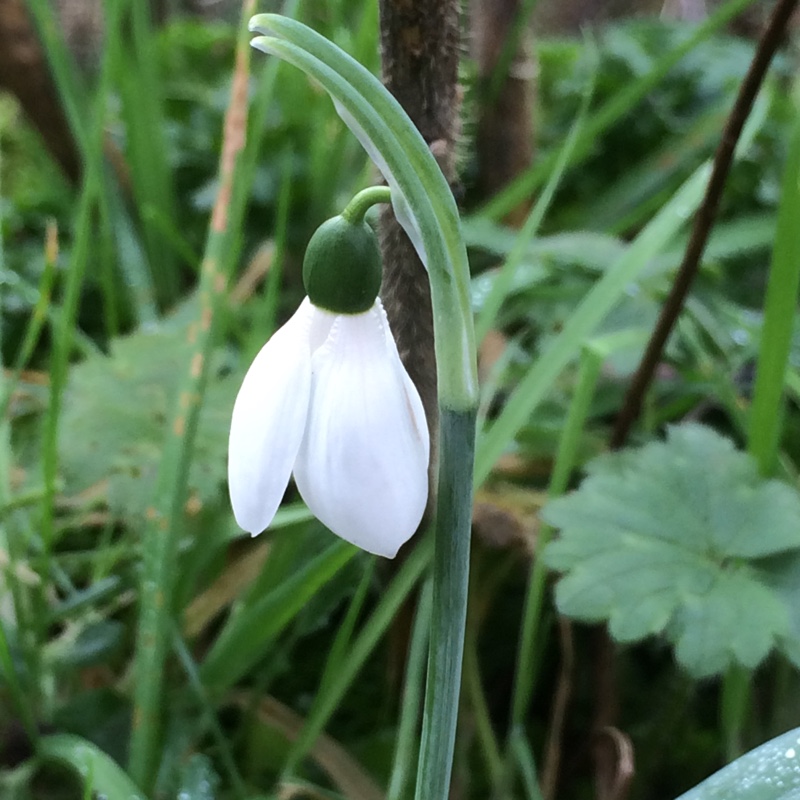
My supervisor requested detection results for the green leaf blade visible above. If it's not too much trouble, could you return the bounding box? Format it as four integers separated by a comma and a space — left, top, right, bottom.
39, 734, 148, 800
676, 726, 800, 800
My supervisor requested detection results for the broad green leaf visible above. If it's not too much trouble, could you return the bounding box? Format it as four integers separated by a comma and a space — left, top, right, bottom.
544, 423, 800, 677
38, 733, 147, 800
59, 304, 238, 521
677, 726, 800, 799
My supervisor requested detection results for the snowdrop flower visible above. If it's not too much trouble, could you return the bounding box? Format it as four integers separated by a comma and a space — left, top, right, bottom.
228, 210, 430, 558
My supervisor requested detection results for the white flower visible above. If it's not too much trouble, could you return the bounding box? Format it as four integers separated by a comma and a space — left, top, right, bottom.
228, 297, 430, 558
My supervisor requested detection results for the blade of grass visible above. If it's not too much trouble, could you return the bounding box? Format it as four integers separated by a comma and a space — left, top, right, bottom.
463, 599, 504, 789
510, 729, 545, 800
104, 177, 160, 326
111, 0, 179, 306
317, 557, 376, 698
24, 0, 92, 158
387, 580, 432, 800
0, 222, 57, 424
475, 162, 712, 485
508, 343, 605, 733
724, 63, 800, 766
244, 146, 294, 356
220, 0, 302, 285
39, 0, 119, 559
747, 107, 800, 475
199, 539, 357, 691
27, 0, 157, 327
0, 141, 39, 747
171, 626, 248, 800
477, 0, 758, 222
474, 47, 597, 343
0, 619, 37, 744
128, 2, 257, 787
281, 535, 433, 781
38, 734, 148, 800
40, 179, 101, 554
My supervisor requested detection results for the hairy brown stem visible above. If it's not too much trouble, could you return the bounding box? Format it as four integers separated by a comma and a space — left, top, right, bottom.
610, 0, 800, 450
0, 0, 81, 182
378, 0, 461, 452
472, 0, 536, 227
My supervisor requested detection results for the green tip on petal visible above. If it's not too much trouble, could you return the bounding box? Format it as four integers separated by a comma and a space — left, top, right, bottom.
303, 216, 382, 315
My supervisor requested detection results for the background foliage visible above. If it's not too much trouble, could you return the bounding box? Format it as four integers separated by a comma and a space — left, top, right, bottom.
2, 0, 800, 799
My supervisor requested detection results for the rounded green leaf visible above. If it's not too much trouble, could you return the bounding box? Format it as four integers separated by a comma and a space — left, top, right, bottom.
544, 423, 800, 677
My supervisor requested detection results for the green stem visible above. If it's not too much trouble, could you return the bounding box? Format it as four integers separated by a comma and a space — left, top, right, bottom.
509, 346, 603, 732
415, 409, 477, 800
250, 16, 479, 408
721, 665, 751, 761
747, 105, 800, 474
341, 185, 392, 223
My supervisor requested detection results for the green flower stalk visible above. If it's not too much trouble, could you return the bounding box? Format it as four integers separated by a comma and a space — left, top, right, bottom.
248, 15, 478, 800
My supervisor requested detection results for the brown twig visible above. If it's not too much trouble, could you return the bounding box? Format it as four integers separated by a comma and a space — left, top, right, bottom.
610, 0, 800, 450
593, 726, 635, 800
541, 616, 575, 800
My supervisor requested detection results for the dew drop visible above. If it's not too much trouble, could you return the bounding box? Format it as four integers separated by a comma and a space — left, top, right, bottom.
731, 328, 749, 346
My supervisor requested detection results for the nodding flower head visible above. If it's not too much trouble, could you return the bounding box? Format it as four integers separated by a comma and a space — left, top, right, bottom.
227, 211, 430, 558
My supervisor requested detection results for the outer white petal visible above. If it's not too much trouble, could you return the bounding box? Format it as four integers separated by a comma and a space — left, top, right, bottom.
228, 299, 318, 534
294, 301, 430, 558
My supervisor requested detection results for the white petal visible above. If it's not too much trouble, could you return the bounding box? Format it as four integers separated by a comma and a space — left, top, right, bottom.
376, 300, 430, 466
294, 301, 430, 558
228, 299, 316, 534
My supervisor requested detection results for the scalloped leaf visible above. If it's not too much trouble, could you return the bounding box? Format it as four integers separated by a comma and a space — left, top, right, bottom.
544, 423, 800, 677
